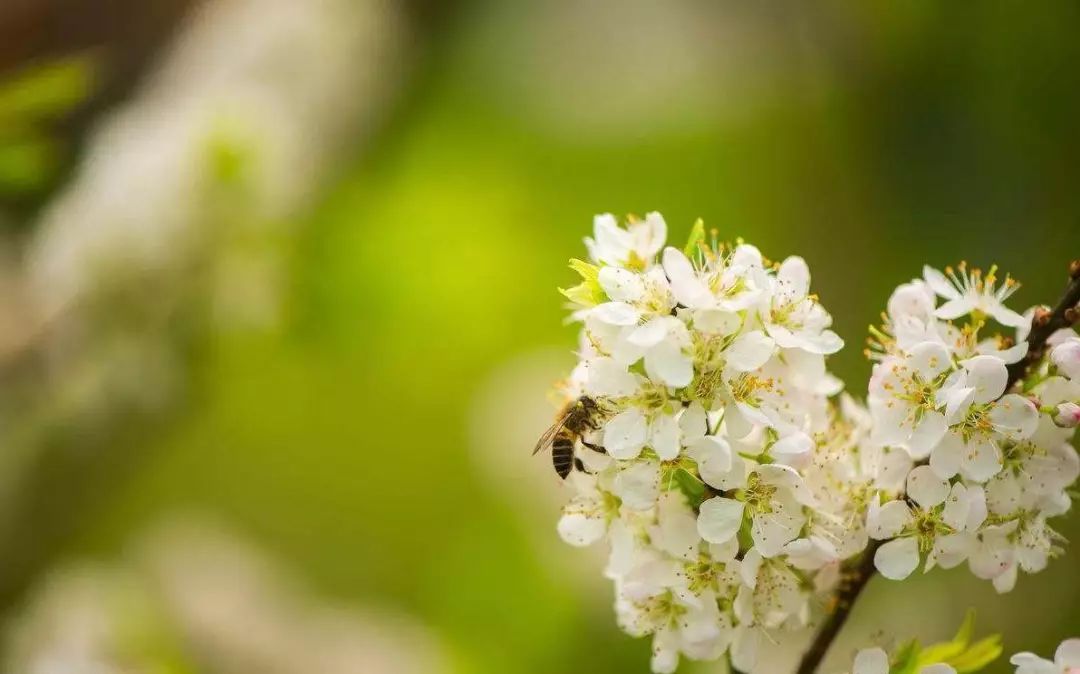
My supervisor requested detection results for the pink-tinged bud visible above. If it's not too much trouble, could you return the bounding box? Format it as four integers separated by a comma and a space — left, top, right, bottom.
1051, 338, 1080, 380
1054, 402, 1080, 428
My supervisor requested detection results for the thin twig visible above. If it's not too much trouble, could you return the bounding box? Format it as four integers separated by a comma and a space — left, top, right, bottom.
794, 259, 1080, 674
1005, 261, 1080, 390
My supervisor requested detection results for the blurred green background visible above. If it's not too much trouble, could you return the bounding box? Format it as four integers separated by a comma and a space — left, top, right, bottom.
0, 1, 1077, 673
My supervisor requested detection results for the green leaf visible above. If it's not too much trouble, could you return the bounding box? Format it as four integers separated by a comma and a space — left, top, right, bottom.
891, 638, 921, 674
947, 636, 1003, 673
671, 468, 707, 509
953, 609, 976, 648
559, 258, 606, 306
683, 218, 706, 258
0, 135, 56, 191
0, 56, 94, 122
568, 258, 601, 283
914, 610, 1001, 674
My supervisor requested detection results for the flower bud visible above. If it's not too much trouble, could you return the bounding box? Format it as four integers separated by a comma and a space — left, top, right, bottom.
1053, 402, 1080, 428
1051, 338, 1080, 380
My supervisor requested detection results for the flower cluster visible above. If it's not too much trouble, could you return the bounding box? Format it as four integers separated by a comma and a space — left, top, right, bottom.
866, 265, 1080, 591
544, 213, 1080, 674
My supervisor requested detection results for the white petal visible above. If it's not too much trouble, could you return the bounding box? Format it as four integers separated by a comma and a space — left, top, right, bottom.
941, 483, 971, 530
1055, 639, 1080, 667
923, 265, 961, 300
751, 509, 802, 558
1009, 653, 1056, 674
649, 413, 681, 460
584, 357, 640, 397
935, 297, 974, 320
758, 464, 817, 507
918, 665, 956, 674
627, 317, 671, 347
557, 512, 606, 547
989, 304, 1027, 329
804, 329, 844, 355
992, 564, 1017, 594
604, 408, 648, 459
907, 465, 950, 508
687, 435, 732, 473
868, 500, 912, 539
959, 437, 1002, 483
690, 438, 742, 490
614, 462, 660, 510
725, 331, 776, 372
654, 492, 700, 560
697, 497, 745, 545
853, 648, 889, 674
964, 485, 987, 530
598, 266, 645, 302
963, 355, 1008, 403
591, 301, 641, 326
739, 548, 762, 588
941, 386, 975, 425
678, 402, 708, 441
777, 256, 810, 299
874, 537, 920, 580
910, 341, 952, 379
644, 340, 694, 388
928, 432, 963, 479
908, 411, 947, 456
633, 212, 668, 258
662, 247, 712, 308
989, 393, 1038, 439
1051, 339, 1080, 379
694, 308, 740, 335
770, 432, 813, 468
730, 626, 760, 673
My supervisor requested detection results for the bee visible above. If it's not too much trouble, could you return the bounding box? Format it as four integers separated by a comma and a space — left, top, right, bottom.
533, 396, 606, 479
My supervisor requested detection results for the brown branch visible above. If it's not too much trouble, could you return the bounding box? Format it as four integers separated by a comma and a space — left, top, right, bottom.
794, 259, 1080, 674
795, 539, 881, 674
1006, 260, 1080, 390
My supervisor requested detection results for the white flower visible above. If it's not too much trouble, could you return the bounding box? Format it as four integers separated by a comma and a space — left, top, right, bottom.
660, 245, 766, 313
923, 263, 1025, 327
885, 280, 941, 349
557, 473, 614, 547
853, 647, 956, 674
761, 256, 844, 355
1010, 638, 1080, 674
930, 386, 1039, 482
585, 212, 667, 269
868, 466, 976, 580
868, 341, 954, 457
698, 464, 816, 557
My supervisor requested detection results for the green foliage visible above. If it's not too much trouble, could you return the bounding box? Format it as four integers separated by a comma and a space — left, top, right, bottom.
0, 57, 93, 121
558, 258, 607, 307
0, 55, 95, 195
671, 467, 708, 509
892, 610, 1002, 674
683, 218, 706, 258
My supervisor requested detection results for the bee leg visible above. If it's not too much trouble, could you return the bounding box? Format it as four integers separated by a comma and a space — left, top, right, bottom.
574, 458, 588, 474
582, 440, 607, 454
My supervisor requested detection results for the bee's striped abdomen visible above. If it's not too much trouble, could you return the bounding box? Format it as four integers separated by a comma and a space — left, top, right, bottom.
552, 433, 575, 480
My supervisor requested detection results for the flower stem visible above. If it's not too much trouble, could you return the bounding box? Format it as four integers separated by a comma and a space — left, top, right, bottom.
794, 259, 1080, 674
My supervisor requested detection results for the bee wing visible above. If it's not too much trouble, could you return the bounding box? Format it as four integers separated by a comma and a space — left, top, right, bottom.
532, 409, 572, 455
